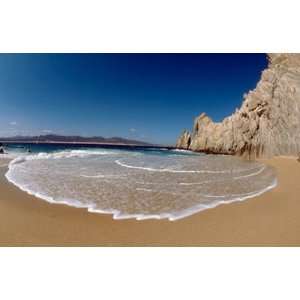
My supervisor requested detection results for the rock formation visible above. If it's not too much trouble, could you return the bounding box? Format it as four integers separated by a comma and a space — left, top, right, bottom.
176, 53, 300, 159
176, 130, 191, 150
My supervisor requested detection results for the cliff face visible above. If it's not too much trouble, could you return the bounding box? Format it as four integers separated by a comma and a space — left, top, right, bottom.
176, 54, 300, 159
176, 130, 191, 150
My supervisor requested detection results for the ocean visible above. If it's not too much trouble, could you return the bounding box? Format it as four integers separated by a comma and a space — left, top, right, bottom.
2, 143, 277, 220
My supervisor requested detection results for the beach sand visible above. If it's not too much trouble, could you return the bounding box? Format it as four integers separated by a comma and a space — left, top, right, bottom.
0, 156, 300, 246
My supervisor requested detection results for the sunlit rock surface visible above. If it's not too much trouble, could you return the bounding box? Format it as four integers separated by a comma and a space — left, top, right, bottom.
176, 54, 300, 159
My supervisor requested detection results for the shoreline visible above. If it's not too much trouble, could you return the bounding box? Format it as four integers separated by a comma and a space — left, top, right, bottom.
0, 156, 300, 245
4, 153, 277, 222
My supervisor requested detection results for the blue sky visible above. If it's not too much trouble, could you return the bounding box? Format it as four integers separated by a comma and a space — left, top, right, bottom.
0, 54, 266, 145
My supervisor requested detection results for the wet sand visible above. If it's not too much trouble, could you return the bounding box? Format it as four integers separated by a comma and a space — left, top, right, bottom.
0, 157, 300, 246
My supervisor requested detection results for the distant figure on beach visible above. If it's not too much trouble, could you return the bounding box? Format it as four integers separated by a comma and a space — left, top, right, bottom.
0, 143, 5, 154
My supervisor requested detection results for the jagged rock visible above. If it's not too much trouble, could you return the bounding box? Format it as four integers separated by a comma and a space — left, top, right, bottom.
176, 130, 191, 149
176, 53, 300, 159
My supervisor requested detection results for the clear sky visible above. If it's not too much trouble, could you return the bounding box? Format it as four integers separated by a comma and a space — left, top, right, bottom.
0, 54, 267, 145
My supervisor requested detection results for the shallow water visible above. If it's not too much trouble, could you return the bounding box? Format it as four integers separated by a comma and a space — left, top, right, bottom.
3, 145, 277, 220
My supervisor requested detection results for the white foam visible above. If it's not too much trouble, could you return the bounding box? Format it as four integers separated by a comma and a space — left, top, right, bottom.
5, 149, 119, 171
34, 149, 116, 159
92, 178, 277, 221
4, 149, 278, 221
80, 174, 126, 179
172, 149, 195, 154
169, 178, 278, 221
179, 166, 266, 185
115, 159, 263, 174
233, 166, 265, 179
179, 178, 225, 186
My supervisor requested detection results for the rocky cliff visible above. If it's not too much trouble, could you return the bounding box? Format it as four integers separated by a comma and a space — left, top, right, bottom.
176, 53, 300, 159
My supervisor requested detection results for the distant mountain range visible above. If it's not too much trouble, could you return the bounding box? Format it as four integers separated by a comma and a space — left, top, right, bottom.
0, 134, 152, 146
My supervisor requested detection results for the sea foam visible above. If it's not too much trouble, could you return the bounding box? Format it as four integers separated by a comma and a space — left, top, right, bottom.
5, 148, 277, 221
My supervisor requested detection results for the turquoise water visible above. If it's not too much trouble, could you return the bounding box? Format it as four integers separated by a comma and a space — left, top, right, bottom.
3, 144, 277, 220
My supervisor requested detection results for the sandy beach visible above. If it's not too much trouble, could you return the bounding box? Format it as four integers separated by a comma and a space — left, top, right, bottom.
0, 156, 299, 246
